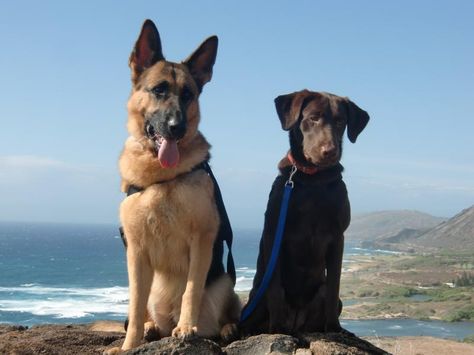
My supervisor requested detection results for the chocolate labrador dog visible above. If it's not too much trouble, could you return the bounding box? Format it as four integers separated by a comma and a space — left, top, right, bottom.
240, 89, 369, 335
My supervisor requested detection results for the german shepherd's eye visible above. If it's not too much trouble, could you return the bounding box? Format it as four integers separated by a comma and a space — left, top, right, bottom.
181, 86, 194, 104
150, 82, 169, 97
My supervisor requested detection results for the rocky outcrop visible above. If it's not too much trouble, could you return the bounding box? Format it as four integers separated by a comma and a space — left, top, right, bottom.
224, 334, 299, 354
0, 323, 388, 355
0, 324, 123, 355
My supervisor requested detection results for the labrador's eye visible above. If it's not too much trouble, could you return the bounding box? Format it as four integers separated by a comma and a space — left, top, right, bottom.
301, 119, 314, 131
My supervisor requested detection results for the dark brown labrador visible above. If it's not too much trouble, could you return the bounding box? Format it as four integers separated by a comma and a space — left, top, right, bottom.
240, 90, 369, 335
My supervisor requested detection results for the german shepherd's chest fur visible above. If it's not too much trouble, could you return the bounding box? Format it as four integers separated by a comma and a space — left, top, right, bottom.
119, 165, 218, 277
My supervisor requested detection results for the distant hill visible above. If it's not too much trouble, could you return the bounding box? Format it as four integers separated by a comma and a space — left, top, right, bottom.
349, 206, 474, 253
346, 210, 446, 241
411, 205, 474, 251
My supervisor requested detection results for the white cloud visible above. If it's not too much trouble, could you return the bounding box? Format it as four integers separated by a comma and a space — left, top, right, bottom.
0, 155, 121, 224
0, 155, 67, 169
348, 174, 474, 194
0, 154, 113, 181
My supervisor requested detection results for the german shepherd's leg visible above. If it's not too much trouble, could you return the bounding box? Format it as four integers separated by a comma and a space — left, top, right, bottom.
148, 283, 174, 338
219, 285, 241, 342
121, 247, 153, 350
325, 234, 344, 332
194, 274, 240, 341
143, 316, 160, 342
172, 236, 213, 338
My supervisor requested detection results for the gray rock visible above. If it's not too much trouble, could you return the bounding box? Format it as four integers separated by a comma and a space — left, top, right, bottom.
302, 333, 390, 355
294, 349, 312, 355
0, 324, 124, 355
124, 336, 222, 355
224, 334, 299, 355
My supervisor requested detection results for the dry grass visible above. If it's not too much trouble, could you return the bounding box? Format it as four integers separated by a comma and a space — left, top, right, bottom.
364, 336, 474, 355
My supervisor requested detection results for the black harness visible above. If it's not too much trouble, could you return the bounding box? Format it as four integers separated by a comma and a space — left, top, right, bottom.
118, 160, 236, 286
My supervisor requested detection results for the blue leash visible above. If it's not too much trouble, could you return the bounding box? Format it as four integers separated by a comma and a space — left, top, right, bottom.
240, 165, 297, 322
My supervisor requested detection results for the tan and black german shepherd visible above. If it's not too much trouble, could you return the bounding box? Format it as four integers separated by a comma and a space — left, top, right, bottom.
106, 20, 240, 353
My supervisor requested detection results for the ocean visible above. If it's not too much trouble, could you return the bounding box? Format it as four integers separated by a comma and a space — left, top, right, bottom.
0, 222, 473, 340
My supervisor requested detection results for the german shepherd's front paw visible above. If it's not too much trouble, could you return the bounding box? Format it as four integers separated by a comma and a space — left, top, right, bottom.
103, 346, 122, 355
220, 323, 238, 342
172, 324, 197, 339
144, 321, 160, 342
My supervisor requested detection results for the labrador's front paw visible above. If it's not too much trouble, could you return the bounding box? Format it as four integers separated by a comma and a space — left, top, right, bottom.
325, 320, 343, 333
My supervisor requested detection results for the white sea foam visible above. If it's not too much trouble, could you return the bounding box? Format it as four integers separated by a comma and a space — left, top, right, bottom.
235, 267, 255, 292
0, 285, 129, 318
349, 247, 402, 255
0, 275, 256, 318
0, 285, 127, 298
235, 276, 253, 292
389, 325, 403, 330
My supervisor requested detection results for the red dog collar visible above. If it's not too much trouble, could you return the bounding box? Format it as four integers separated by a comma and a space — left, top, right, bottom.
287, 153, 319, 175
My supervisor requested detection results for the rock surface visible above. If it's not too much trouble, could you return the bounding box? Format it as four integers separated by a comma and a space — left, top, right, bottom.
224, 334, 300, 354
0, 324, 123, 355
0, 323, 390, 355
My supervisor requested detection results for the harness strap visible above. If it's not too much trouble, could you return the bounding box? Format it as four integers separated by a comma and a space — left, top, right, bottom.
240, 166, 296, 322
202, 161, 236, 284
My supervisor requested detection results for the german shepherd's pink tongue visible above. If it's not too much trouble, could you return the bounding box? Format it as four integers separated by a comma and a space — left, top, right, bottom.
157, 138, 179, 168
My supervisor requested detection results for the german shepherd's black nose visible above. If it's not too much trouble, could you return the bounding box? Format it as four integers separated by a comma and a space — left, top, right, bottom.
167, 115, 186, 140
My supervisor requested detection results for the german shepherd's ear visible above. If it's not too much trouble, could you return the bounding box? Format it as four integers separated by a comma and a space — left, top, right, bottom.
345, 98, 370, 143
274, 90, 310, 131
183, 36, 218, 92
129, 19, 164, 83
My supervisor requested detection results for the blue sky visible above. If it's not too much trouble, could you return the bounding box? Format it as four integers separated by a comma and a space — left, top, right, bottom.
0, 1, 473, 228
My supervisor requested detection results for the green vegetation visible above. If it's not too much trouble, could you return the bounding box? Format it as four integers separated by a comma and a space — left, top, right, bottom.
424, 287, 472, 302
454, 271, 474, 287
356, 289, 379, 297
380, 285, 419, 299
340, 253, 474, 322
445, 304, 474, 322
464, 334, 474, 344
394, 254, 473, 270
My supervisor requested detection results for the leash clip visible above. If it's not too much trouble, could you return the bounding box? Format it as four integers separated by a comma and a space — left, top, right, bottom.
285, 165, 297, 188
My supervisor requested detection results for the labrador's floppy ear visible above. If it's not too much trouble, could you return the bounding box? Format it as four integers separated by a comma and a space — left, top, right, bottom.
183, 36, 218, 92
274, 90, 311, 131
129, 19, 164, 83
345, 98, 370, 143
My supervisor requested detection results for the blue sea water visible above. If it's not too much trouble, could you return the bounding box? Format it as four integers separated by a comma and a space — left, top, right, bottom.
0, 222, 472, 340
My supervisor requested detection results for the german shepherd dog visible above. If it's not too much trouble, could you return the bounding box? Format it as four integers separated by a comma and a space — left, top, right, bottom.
106, 20, 240, 353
